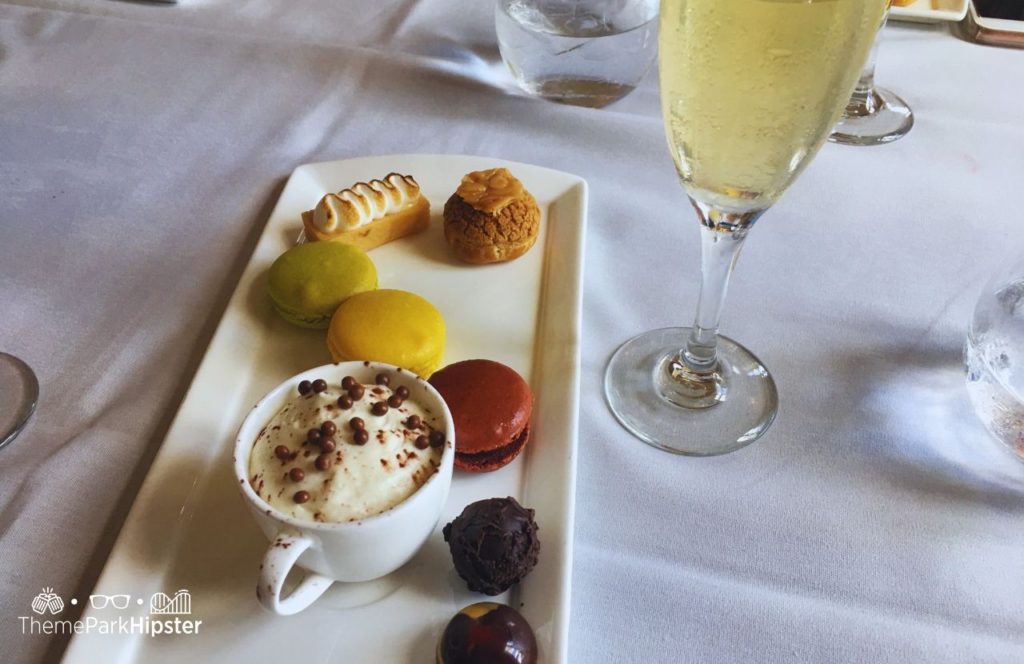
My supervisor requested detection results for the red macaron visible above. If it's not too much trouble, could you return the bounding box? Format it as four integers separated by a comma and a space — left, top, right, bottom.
428, 359, 533, 472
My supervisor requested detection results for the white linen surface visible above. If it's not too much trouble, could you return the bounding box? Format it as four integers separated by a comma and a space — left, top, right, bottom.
2, 1, 1023, 662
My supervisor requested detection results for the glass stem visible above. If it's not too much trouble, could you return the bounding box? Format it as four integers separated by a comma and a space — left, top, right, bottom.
662, 200, 763, 409
846, 17, 885, 116
683, 226, 747, 371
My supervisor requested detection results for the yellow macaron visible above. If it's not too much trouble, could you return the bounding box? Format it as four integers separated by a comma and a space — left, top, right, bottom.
327, 289, 445, 377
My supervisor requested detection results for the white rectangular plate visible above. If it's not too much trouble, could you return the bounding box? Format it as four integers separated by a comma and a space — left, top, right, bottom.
62, 155, 586, 663
891, 0, 969, 23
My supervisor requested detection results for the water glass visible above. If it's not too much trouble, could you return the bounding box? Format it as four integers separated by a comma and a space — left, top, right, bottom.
965, 253, 1024, 459
495, 0, 659, 108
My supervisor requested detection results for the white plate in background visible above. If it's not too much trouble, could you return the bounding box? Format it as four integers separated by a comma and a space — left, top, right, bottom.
891, 0, 969, 23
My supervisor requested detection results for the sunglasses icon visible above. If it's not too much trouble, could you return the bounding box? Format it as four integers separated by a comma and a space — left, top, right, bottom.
89, 594, 130, 610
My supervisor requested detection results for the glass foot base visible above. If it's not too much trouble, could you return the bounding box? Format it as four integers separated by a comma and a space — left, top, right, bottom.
0, 353, 39, 451
604, 328, 778, 456
829, 87, 913, 146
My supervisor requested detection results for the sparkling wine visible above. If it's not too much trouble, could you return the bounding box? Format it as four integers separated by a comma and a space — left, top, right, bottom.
660, 0, 887, 213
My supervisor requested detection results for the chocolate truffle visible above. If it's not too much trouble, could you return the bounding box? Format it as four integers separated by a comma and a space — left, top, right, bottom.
436, 602, 537, 664
442, 497, 539, 595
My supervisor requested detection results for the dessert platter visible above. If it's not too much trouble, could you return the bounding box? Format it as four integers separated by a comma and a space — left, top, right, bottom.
890, 0, 969, 23
62, 154, 586, 663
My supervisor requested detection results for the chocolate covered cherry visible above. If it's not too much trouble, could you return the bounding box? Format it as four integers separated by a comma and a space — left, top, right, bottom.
437, 602, 537, 664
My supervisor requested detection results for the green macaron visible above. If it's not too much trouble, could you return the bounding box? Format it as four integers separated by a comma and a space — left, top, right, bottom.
267, 242, 377, 329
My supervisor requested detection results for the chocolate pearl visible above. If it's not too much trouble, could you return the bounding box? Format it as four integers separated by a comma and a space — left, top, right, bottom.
349, 417, 365, 431
414, 435, 430, 450
429, 430, 445, 448
396, 386, 410, 400
319, 437, 336, 453
375, 373, 390, 386
337, 395, 353, 410
341, 376, 357, 390
348, 385, 365, 400
289, 468, 305, 482
312, 379, 327, 393
353, 429, 369, 445
297, 380, 312, 395
406, 415, 422, 430
293, 490, 311, 504
387, 394, 404, 408
320, 421, 337, 436
274, 445, 291, 460
315, 453, 332, 471
307, 428, 322, 444
371, 402, 388, 417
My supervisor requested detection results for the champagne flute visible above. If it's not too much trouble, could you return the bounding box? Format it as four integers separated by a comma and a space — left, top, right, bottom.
830, 5, 914, 146
604, 0, 887, 455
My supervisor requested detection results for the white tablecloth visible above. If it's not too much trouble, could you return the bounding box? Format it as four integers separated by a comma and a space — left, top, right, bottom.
2, 2, 1023, 662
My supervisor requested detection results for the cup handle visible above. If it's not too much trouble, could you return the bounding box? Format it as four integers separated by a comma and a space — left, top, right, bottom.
256, 531, 333, 615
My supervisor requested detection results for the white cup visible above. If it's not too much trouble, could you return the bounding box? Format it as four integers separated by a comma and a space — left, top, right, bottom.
233, 361, 455, 615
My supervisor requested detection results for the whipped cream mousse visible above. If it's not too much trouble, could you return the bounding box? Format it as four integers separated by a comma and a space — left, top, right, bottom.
248, 374, 446, 523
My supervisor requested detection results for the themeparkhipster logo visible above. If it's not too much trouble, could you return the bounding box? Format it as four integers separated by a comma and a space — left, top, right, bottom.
20, 587, 203, 637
